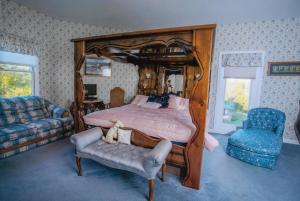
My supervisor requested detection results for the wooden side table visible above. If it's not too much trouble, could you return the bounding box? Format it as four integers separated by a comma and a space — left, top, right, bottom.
82, 99, 105, 115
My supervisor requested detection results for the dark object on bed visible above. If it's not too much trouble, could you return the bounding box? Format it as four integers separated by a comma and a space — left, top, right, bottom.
295, 100, 300, 143
147, 93, 170, 108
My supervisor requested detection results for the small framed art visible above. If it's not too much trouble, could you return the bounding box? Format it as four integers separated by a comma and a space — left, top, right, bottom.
85, 56, 111, 77
268, 61, 300, 76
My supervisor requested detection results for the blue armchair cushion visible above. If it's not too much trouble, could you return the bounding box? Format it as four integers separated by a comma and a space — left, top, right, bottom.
228, 129, 282, 156
246, 108, 286, 132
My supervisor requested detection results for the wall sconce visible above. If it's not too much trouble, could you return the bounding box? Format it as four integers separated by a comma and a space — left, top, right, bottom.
145, 73, 151, 79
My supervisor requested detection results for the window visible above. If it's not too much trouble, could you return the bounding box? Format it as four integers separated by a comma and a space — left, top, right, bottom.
212, 51, 264, 134
223, 78, 251, 127
0, 51, 38, 98
0, 64, 34, 97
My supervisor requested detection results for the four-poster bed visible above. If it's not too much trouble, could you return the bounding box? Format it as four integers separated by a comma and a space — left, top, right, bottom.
71, 24, 216, 189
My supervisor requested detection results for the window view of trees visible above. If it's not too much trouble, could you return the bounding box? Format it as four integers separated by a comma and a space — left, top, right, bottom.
0, 64, 33, 98
223, 78, 251, 127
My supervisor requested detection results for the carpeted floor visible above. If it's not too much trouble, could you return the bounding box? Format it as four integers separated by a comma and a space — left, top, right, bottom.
0, 134, 299, 201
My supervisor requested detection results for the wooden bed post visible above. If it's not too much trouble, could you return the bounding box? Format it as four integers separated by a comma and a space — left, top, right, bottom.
183, 29, 214, 189
73, 41, 86, 133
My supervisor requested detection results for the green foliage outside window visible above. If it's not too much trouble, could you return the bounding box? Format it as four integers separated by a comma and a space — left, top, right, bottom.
0, 64, 33, 98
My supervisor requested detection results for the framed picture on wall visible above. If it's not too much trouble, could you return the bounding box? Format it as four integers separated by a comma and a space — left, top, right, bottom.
85, 56, 111, 77
268, 61, 300, 76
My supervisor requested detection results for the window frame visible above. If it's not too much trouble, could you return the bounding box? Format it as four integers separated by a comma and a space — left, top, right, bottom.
210, 50, 265, 134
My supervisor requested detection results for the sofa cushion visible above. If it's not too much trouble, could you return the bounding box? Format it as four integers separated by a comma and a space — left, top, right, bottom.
19, 109, 49, 123
0, 99, 20, 126
29, 118, 63, 131
0, 135, 36, 149
13, 97, 49, 123
0, 98, 18, 112
13, 96, 48, 113
0, 124, 36, 143
0, 111, 20, 127
228, 129, 282, 156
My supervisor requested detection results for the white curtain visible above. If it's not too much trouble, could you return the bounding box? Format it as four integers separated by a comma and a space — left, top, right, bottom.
0, 32, 40, 56
222, 52, 263, 67
221, 52, 264, 79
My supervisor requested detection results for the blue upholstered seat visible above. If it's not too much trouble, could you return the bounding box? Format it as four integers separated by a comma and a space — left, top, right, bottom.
0, 96, 73, 158
226, 108, 286, 169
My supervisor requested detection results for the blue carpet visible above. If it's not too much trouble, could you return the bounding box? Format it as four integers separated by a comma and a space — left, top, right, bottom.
0, 134, 299, 201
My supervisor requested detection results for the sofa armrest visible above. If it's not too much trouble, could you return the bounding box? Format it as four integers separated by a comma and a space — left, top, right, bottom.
44, 99, 69, 118
52, 106, 69, 118
70, 127, 103, 151
275, 124, 285, 136
243, 120, 251, 129
143, 140, 172, 169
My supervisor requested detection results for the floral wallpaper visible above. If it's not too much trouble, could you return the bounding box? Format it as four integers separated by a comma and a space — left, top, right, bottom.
209, 18, 300, 143
1, 0, 299, 143
1, 0, 138, 108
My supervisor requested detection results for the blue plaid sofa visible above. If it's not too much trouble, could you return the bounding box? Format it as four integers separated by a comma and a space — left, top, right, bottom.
0, 96, 73, 158
226, 108, 286, 169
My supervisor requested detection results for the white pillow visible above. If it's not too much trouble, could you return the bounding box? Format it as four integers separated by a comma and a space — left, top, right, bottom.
131, 95, 149, 106
140, 102, 162, 109
117, 128, 132, 145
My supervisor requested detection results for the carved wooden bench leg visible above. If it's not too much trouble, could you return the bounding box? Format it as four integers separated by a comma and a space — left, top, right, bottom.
76, 156, 83, 176
149, 179, 154, 201
160, 163, 166, 181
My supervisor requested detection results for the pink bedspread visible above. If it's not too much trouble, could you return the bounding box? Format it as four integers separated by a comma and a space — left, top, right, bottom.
84, 104, 218, 150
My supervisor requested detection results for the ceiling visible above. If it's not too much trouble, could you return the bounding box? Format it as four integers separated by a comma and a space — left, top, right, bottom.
14, 0, 300, 30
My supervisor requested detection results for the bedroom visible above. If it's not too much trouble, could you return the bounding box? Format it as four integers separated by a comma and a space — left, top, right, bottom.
0, 0, 300, 201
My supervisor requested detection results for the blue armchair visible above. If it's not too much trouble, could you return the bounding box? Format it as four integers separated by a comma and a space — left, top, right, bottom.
226, 108, 286, 169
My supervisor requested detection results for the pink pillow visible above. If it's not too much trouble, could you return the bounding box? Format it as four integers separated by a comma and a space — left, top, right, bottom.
140, 102, 162, 109
168, 95, 189, 110
131, 95, 148, 106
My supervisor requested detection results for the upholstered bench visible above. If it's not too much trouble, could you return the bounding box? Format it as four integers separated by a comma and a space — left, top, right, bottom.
70, 127, 172, 201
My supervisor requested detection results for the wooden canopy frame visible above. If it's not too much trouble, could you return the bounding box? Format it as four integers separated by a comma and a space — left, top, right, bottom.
71, 24, 216, 189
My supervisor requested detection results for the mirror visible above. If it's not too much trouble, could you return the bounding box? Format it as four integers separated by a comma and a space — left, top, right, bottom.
164, 67, 184, 96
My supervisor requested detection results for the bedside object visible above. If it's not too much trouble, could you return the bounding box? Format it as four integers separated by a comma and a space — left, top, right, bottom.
82, 99, 105, 115
109, 87, 125, 108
